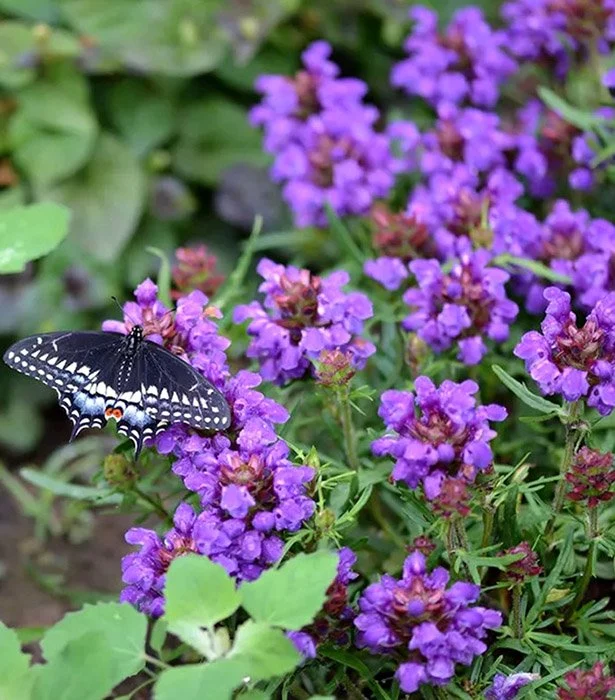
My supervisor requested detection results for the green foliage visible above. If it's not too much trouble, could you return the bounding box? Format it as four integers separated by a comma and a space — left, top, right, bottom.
0, 622, 34, 698
240, 551, 339, 628
0, 202, 69, 273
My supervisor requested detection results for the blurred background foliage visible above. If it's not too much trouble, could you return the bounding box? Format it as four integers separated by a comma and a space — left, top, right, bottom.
0, 0, 495, 456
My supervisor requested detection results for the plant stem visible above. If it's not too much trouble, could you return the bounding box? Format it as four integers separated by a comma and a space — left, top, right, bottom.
445, 519, 458, 569
339, 388, 359, 472
566, 508, 600, 622
453, 517, 470, 552
133, 485, 172, 524
544, 401, 581, 538
512, 584, 523, 638
480, 506, 494, 550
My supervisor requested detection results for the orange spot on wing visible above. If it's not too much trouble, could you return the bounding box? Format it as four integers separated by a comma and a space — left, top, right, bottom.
105, 406, 124, 421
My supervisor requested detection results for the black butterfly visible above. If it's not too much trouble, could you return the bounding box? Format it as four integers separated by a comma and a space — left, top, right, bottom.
3, 326, 231, 457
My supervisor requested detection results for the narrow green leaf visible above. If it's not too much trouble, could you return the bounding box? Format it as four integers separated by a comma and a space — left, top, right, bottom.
0, 203, 70, 273
538, 87, 605, 131
20, 467, 121, 504
492, 365, 564, 416
146, 246, 172, 308
164, 554, 241, 629
41, 602, 147, 687
493, 254, 572, 284
228, 621, 301, 680
240, 551, 338, 629
325, 203, 364, 265
154, 659, 248, 700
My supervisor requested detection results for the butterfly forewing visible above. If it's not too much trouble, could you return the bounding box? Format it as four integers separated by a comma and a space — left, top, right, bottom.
3, 328, 231, 457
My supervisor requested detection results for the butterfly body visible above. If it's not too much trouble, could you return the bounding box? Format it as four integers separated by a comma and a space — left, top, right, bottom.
3, 326, 231, 456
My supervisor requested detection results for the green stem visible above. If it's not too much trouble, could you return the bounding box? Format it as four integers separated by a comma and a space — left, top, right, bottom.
339, 388, 359, 472
512, 584, 523, 639
453, 517, 470, 552
369, 496, 407, 550
544, 401, 581, 538
566, 508, 600, 622
481, 506, 494, 550
133, 485, 172, 525
445, 519, 458, 569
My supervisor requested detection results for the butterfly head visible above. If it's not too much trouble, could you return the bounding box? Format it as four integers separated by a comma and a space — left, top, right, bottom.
124, 325, 144, 353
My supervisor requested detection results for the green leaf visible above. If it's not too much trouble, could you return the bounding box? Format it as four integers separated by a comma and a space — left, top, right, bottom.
154, 659, 249, 700
173, 98, 269, 186
164, 554, 242, 629
538, 87, 605, 131
20, 467, 122, 504
41, 602, 147, 688
228, 621, 301, 680
107, 79, 177, 156
0, 202, 70, 273
492, 365, 564, 417
44, 132, 146, 262
0, 0, 58, 20
33, 631, 113, 700
240, 551, 338, 629
146, 247, 172, 308
0, 621, 34, 699
10, 70, 97, 188
60, 0, 228, 77
493, 254, 572, 285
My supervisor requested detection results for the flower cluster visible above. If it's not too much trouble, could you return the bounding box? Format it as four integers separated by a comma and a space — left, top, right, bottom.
403, 251, 519, 365
354, 551, 502, 693
486, 672, 539, 700
109, 280, 317, 614
391, 6, 516, 109
234, 258, 375, 384
514, 287, 615, 413
502, 0, 615, 78
557, 662, 615, 700
372, 377, 506, 499
171, 244, 225, 300
566, 446, 615, 508
501, 542, 543, 583
250, 41, 412, 227
288, 547, 358, 658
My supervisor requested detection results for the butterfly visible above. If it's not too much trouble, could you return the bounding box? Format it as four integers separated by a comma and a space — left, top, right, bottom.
3, 325, 231, 457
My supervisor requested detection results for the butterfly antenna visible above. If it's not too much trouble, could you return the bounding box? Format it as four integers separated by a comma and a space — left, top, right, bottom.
111, 295, 140, 327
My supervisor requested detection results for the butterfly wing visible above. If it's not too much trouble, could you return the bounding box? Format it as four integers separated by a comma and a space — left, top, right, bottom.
3, 330, 125, 438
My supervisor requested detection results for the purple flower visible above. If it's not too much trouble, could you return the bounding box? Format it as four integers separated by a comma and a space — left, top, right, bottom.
514, 287, 615, 413
372, 376, 506, 498
251, 41, 409, 227
502, 0, 615, 78
402, 250, 519, 364
391, 6, 516, 109
354, 551, 502, 693
485, 672, 539, 700
234, 258, 375, 384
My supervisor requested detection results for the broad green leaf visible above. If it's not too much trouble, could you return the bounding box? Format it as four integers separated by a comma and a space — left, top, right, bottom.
173, 98, 269, 186
107, 79, 177, 156
240, 551, 338, 629
41, 602, 147, 687
146, 247, 172, 308
154, 659, 249, 700
60, 0, 228, 77
33, 631, 113, 700
44, 133, 145, 262
228, 621, 301, 680
10, 70, 97, 188
0, 621, 34, 699
0, 202, 70, 274
492, 365, 564, 417
164, 554, 242, 629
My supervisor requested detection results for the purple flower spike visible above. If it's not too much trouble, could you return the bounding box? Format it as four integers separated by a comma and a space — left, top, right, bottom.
392, 6, 516, 109
514, 287, 615, 414
354, 551, 502, 693
251, 41, 412, 227
372, 376, 506, 498
403, 250, 519, 364
486, 672, 539, 700
234, 258, 375, 384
